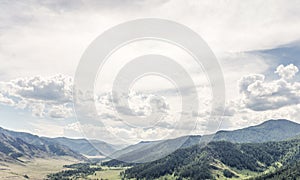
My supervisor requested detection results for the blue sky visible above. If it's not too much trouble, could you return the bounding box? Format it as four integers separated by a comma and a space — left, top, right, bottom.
0, 0, 300, 144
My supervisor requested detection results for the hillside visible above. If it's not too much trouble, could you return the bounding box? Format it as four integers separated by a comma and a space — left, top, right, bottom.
124, 139, 300, 179
0, 126, 123, 159
0, 127, 87, 162
211, 119, 300, 143
252, 161, 300, 180
43, 137, 119, 157
109, 119, 300, 163
110, 135, 202, 163
0, 132, 44, 163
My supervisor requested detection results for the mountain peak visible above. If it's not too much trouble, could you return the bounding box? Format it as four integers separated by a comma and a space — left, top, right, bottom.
213, 119, 300, 143
261, 119, 296, 124
256, 119, 300, 129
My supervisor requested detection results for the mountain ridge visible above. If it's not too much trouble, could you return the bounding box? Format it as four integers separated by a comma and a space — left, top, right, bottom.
0, 128, 88, 163
0, 126, 121, 158
124, 138, 300, 179
108, 119, 300, 163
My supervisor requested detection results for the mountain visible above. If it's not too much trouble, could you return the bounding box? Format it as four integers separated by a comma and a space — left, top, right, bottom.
0, 126, 123, 159
43, 137, 119, 157
0, 132, 45, 163
109, 135, 202, 163
210, 119, 300, 143
0, 127, 87, 162
109, 119, 300, 163
124, 138, 300, 179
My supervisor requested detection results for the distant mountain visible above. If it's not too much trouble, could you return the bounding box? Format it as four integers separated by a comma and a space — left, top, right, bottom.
110, 135, 202, 163
0, 132, 43, 163
124, 138, 300, 179
0, 126, 124, 159
0, 127, 88, 162
43, 137, 119, 156
109, 119, 300, 163
210, 119, 300, 143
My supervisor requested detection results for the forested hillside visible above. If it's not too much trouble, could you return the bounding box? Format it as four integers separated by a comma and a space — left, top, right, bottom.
110, 119, 300, 163
124, 139, 300, 179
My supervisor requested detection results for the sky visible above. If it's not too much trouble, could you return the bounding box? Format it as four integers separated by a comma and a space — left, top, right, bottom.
0, 0, 300, 144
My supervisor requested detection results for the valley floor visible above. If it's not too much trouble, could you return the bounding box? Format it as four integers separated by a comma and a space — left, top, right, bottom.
0, 156, 79, 180
86, 166, 127, 180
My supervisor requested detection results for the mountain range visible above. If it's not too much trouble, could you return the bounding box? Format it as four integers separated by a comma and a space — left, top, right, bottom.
108, 119, 300, 163
0, 127, 87, 163
211, 119, 300, 143
42, 137, 121, 157
0, 127, 121, 163
1, 119, 300, 166
124, 138, 300, 179
1, 119, 300, 179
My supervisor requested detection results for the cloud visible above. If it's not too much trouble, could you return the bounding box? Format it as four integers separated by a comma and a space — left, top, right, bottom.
239, 64, 300, 111
115, 92, 170, 117
200, 63, 300, 132
48, 104, 73, 118
0, 93, 14, 105
1, 0, 300, 140
93, 91, 170, 118
1, 0, 300, 81
275, 64, 299, 80
15, 75, 72, 103
0, 74, 73, 118
0, 73, 173, 140
64, 122, 82, 133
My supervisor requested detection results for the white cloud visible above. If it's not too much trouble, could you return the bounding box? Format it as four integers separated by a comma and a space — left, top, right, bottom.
1, 63, 299, 142
239, 64, 300, 111
64, 122, 81, 133
48, 104, 73, 118
1, 0, 300, 81
275, 64, 299, 80
29, 120, 65, 137
214, 64, 300, 131
0, 74, 73, 118
1, 0, 300, 141
30, 103, 45, 117
0, 93, 14, 105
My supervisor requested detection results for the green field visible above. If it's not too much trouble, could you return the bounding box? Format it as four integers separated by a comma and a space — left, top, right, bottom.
87, 166, 127, 180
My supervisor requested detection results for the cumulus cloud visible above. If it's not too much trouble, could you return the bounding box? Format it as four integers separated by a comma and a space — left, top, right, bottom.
16, 75, 73, 102
1, 0, 300, 141
275, 64, 299, 80
48, 104, 73, 118
0, 74, 73, 118
0, 73, 172, 131
94, 91, 170, 118
239, 64, 300, 111
116, 92, 169, 117
0, 93, 14, 105
64, 122, 82, 133
73, 90, 191, 143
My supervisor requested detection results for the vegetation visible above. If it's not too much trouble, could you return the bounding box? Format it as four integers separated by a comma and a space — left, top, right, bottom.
88, 166, 126, 180
2, 120, 300, 179
252, 161, 300, 180
124, 139, 300, 179
102, 159, 137, 167
46, 163, 128, 180
105, 119, 300, 164
46, 163, 101, 180
212, 119, 300, 143
223, 169, 236, 178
